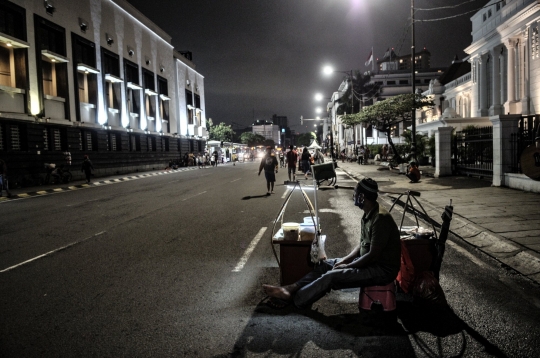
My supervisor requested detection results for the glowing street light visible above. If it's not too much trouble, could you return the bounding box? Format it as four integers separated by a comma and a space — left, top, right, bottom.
315, 107, 322, 114
314, 93, 323, 101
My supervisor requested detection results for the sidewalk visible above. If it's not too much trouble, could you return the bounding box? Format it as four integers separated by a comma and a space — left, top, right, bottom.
336, 160, 540, 286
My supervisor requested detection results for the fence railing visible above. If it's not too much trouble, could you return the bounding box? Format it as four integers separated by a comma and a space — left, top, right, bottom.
510, 115, 539, 173
453, 126, 493, 177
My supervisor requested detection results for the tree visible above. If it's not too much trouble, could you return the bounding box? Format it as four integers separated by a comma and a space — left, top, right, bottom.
209, 122, 235, 142
336, 72, 380, 115
240, 132, 266, 147
297, 132, 316, 147
341, 93, 434, 164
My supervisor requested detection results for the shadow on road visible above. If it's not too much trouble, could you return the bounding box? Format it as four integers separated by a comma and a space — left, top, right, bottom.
220, 295, 509, 357
242, 194, 271, 200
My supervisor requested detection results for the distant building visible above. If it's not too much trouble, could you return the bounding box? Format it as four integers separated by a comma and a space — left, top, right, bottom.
251, 119, 280, 145
0, 0, 207, 180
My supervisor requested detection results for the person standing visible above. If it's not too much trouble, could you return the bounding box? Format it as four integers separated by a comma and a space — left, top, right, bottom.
81, 155, 94, 184
364, 146, 370, 165
0, 158, 12, 197
301, 147, 311, 180
262, 178, 401, 309
258, 147, 279, 195
285, 145, 298, 182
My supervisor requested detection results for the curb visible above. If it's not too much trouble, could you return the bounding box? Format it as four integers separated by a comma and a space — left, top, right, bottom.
338, 166, 540, 286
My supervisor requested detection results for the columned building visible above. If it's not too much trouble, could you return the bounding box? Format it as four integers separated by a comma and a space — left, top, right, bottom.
0, 0, 207, 181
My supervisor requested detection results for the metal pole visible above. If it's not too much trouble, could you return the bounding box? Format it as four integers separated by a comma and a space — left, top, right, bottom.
411, 0, 417, 161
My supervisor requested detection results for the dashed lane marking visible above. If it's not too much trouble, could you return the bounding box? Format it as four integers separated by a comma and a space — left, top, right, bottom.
0, 231, 106, 273
181, 191, 207, 201
0, 167, 199, 203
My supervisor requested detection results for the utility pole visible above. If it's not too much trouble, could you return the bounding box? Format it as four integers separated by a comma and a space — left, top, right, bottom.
411, 0, 417, 162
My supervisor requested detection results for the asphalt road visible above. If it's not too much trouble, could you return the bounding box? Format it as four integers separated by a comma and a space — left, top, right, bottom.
1, 161, 539, 357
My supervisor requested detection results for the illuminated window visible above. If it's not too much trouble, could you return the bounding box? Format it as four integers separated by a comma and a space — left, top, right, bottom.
124, 59, 141, 115
186, 89, 194, 125
73, 34, 98, 121
158, 76, 169, 132
0, 2, 28, 92
37, 17, 69, 100
143, 69, 156, 130
102, 48, 121, 111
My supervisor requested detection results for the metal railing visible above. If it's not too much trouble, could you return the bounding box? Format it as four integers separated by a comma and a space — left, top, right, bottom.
453, 125, 493, 177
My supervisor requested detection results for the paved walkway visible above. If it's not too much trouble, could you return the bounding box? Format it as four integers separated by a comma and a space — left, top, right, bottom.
336, 159, 540, 286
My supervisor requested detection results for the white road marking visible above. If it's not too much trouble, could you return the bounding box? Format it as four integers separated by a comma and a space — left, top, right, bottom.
0, 231, 106, 273
446, 240, 486, 268
230, 178, 241, 183
281, 188, 290, 199
181, 191, 207, 201
232, 227, 267, 272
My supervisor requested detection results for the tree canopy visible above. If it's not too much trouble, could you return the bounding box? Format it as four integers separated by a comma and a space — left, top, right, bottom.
296, 132, 316, 147
240, 132, 266, 146
209, 122, 235, 142
341, 93, 434, 163
336, 72, 380, 115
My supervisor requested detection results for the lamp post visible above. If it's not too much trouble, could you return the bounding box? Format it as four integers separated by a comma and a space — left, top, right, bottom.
314, 93, 336, 163
323, 66, 356, 156
411, 0, 417, 161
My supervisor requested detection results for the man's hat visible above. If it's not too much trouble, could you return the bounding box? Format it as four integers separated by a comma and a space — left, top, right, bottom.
355, 178, 378, 201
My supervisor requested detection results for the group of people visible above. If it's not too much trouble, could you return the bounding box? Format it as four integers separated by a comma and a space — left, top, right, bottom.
257, 146, 326, 195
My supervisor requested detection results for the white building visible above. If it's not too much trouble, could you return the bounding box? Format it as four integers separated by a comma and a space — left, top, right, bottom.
417, 0, 540, 192
0, 0, 207, 178
252, 120, 281, 145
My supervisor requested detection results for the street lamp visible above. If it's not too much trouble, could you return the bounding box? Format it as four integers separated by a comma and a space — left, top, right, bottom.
323, 66, 356, 156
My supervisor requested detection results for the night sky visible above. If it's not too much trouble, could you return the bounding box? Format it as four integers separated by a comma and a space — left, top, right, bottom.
126, 0, 484, 133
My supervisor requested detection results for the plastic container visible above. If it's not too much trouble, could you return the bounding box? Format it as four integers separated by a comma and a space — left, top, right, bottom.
303, 217, 318, 226
299, 224, 316, 241
282, 222, 300, 241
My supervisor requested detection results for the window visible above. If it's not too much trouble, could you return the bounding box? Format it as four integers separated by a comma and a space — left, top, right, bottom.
0, 2, 26, 40
102, 48, 121, 111
488, 10, 492, 18
125, 59, 141, 116
186, 89, 194, 124
37, 16, 68, 103
146, 135, 156, 151
43, 127, 66, 151
1, 123, 26, 151
194, 93, 201, 127
107, 132, 121, 151
143, 69, 156, 129
73, 35, 97, 114
483, 13, 487, 22
399, 80, 408, 85
0, 3, 27, 91
80, 129, 97, 151
386, 80, 396, 85
129, 133, 141, 151
157, 76, 169, 132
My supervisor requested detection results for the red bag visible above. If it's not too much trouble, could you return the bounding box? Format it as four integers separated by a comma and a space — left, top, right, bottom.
411, 271, 448, 307
397, 238, 434, 293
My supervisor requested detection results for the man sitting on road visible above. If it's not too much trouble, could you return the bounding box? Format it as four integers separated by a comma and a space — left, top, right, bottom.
262, 178, 401, 309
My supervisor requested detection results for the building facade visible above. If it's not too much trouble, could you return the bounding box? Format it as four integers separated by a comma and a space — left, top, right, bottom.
417, 0, 540, 192
0, 0, 207, 182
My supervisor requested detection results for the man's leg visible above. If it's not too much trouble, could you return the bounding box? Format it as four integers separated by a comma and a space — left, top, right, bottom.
263, 259, 337, 302
270, 181, 274, 192
293, 263, 395, 309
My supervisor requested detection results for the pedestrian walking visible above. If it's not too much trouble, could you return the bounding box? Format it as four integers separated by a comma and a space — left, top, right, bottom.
258, 147, 279, 195
81, 155, 94, 184
0, 158, 12, 197
301, 147, 311, 180
286, 145, 298, 182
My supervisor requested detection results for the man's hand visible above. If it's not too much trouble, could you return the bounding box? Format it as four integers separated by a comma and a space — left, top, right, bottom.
275, 170, 278, 174
258, 172, 261, 176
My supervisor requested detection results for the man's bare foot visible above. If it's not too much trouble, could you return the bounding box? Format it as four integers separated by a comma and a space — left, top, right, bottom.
262, 284, 292, 301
